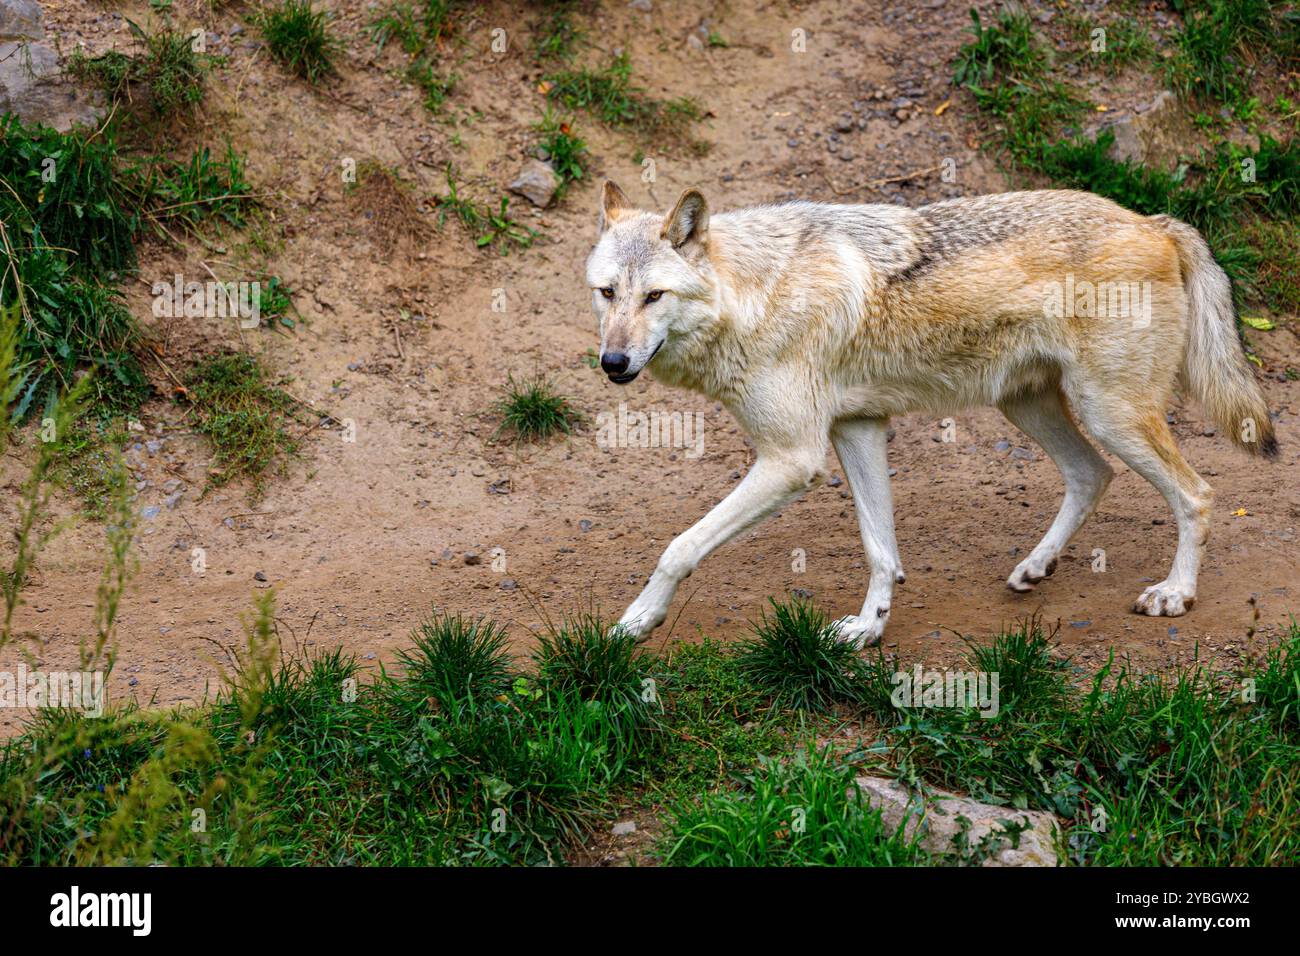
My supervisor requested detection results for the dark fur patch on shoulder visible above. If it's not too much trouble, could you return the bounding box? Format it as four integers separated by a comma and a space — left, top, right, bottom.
891, 196, 1028, 283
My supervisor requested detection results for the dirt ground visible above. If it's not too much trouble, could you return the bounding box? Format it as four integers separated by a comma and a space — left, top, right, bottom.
3, 0, 1297, 733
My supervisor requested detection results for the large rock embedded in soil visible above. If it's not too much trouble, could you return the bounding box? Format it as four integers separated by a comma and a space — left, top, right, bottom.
855, 775, 1061, 866
0, 0, 102, 131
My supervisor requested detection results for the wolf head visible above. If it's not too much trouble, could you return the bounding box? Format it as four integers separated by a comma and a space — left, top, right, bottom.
585, 181, 715, 384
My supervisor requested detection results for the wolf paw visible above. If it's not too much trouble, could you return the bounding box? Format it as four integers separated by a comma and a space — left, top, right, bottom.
615, 601, 666, 642
831, 613, 887, 650
1007, 554, 1058, 592
1133, 582, 1194, 617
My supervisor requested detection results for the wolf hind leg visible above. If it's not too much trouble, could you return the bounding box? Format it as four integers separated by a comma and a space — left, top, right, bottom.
998, 388, 1113, 592
1065, 387, 1212, 616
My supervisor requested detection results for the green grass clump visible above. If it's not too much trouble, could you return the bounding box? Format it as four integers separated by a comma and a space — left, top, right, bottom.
1065, 14, 1155, 72
952, 7, 1043, 88
404, 58, 458, 113
257, 0, 343, 84
491, 372, 579, 441
738, 598, 867, 712
133, 142, 255, 235
535, 614, 659, 752
397, 612, 513, 708
1164, 0, 1280, 108
0, 116, 148, 419
183, 352, 302, 497
50, 418, 131, 517
68, 19, 211, 117
545, 52, 706, 150
369, 0, 463, 115
370, 0, 458, 55
662, 746, 925, 866
0, 114, 136, 275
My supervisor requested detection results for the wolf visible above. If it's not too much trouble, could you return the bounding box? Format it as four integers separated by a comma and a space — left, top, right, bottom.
585, 182, 1278, 647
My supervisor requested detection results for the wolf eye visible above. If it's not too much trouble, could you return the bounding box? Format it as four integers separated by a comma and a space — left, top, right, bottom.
599, 287, 614, 299
644, 290, 664, 304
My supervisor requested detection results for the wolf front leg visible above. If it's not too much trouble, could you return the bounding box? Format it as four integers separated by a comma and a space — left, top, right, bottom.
617, 449, 826, 641
829, 417, 904, 648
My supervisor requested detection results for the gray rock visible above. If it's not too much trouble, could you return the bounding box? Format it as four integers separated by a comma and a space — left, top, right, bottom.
611, 820, 637, 835
855, 775, 1060, 866
1099, 91, 1198, 169
0, 0, 43, 39
0, 39, 102, 130
508, 159, 562, 209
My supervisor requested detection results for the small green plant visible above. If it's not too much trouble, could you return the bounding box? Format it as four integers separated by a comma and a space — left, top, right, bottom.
1164, 0, 1276, 106
50, 418, 131, 518
183, 352, 303, 497
492, 373, 579, 442
1065, 15, 1154, 72
533, 108, 587, 193
534, 614, 659, 752
257, 0, 343, 84
405, 58, 458, 113
434, 167, 536, 253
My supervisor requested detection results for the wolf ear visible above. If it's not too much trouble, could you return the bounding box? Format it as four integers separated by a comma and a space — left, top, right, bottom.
599, 180, 632, 233
661, 189, 709, 252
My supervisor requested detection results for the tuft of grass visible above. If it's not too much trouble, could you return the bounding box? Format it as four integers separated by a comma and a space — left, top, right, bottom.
0, 115, 148, 419
1065, 14, 1155, 72
737, 598, 866, 713
395, 612, 513, 708
952, 7, 1042, 88
1164, 0, 1277, 107
369, 0, 461, 114
404, 58, 458, 113
132, 141, 255, 235
491, 372, 579, 442
68, 18, 211, 117
257, 0, 343, 84
544, 52, 706, 150
182, 352, 303, 497
662, 746, 926, 866
534, 614, 659, 751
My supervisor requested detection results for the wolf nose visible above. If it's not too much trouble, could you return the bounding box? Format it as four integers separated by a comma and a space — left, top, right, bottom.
600, 352, 630, 375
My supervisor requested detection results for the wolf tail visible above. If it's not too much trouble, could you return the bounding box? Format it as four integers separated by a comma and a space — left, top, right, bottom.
1153, 215, 1278, 458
